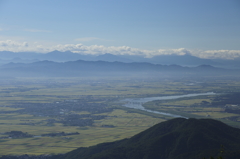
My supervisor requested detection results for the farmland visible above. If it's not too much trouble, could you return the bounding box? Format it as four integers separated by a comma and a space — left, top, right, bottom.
0, 77, 240, 155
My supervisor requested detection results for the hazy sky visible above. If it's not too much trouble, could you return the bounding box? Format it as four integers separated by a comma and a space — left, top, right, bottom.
0, 0, 240, 59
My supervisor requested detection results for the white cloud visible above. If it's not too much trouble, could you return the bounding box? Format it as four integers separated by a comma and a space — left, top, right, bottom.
0, 39, 240, 59
52, 45, 240, 59
53, 44, 151, 56
143, 48, 190, 58
193, 50, 240, 59
0, 40, 28, 47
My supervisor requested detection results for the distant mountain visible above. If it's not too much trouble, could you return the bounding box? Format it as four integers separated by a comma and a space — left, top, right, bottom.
0, 51, 96, 64
1, 51, 238, 68
37, 51, 95, 61
0, 60, 237, 78
0, 51, 39, 60
95, 53, 133, 63
0, 58, 39, 64
57, 118, 240, 159
89, 54, 220, 67
213, 58, 240, 69
148, 54, 220, 66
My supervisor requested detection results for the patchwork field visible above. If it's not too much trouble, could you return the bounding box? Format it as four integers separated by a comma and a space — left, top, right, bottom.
0, 77, 240, 155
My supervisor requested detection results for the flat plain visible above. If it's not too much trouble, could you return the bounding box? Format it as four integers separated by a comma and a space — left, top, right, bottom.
0, 77, 240, 155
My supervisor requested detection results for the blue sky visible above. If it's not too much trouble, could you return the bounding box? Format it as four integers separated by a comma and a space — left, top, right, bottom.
0, 0, 240, 59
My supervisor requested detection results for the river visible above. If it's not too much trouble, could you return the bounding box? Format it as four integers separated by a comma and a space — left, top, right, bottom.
121, 92, 216, 118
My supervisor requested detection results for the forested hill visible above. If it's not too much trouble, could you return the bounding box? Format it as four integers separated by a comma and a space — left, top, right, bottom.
58, 118, 240, 159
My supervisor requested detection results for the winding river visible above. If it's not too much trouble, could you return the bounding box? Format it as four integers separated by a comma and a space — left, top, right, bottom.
121, 92, 216, 118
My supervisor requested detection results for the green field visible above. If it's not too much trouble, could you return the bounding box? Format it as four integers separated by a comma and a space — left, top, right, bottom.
0, 77, 240, 155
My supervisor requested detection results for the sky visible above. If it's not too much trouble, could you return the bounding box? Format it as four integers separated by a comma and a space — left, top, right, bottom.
0, 0, 240, 59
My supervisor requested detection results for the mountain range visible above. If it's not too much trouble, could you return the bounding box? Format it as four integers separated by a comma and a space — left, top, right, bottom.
0, 51, 239, 68
0, 59, 238, 78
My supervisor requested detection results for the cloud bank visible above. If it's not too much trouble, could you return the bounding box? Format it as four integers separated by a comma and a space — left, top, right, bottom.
0, 40, 28, 48
0, 40, 239, 60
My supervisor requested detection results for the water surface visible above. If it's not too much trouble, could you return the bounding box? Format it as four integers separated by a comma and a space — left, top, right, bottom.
121, 92, 216, 118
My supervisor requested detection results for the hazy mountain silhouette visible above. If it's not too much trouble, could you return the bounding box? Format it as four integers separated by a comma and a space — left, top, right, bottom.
148, 54, 219, 66
0, 60, 237, 78
0, 51, 95, 63
38, 51, 95, 61
0, 51, 238, 68
0, 51, 38, 60
59, 118, 240, 159
213, 58, 240, 69
95, 53, 134, 63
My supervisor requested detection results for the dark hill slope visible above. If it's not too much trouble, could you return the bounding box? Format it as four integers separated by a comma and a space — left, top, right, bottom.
60, 118, 240, 159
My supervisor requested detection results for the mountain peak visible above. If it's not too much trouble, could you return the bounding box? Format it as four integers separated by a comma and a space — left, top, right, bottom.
61, 118, 240, 159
